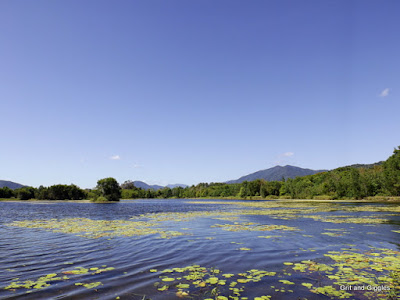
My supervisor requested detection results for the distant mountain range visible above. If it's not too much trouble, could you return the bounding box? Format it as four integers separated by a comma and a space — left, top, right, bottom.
226, 165, 328, 184
133, 181, 188, 190
166, 184, 189, 189
0, 180, 25, 190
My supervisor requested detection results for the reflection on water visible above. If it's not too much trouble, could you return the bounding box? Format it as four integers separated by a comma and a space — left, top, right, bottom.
0, 199, 399, 299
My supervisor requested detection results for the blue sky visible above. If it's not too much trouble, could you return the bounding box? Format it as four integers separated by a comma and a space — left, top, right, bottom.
1, 1, 399, 188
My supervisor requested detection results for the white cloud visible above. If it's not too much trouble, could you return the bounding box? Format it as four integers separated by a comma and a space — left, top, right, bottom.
133, 164, 141, 168
282, 152, 294, 157
379, 88, 390, 97
110, 155, 121, 160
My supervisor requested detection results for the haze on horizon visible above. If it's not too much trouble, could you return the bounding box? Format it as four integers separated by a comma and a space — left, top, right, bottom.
1, 1, 399, 189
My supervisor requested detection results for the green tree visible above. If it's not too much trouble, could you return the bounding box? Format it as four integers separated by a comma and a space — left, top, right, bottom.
160, 187, 172, 198
48, 185, 68, 200
145, 189, 154, 198
35, 185, 48, 200
265, 181, 282, 196
171, 187, 183, 198
238, 181, 250, 198
360, 166, 384, 196
348, 168, 362, 199
96, 177, 121, 201
0, 187, 14, 198
68, 184, 86, 200
16, 187, 35, 200
248, 180, 261, 196
383, 146, 400, 195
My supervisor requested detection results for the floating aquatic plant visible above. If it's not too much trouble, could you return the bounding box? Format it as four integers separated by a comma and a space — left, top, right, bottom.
285, 247, 400, 299
258, 235, 283, 239
7, 218, 185, 239
321, 231, 349, 237
75, 282, 102, 289
303, 215, 390, 224
4, 273, 62, 291
211, 222, 299, 232
152, 265, 277, 299
3, 265, 114, 292
185, 200, 400, 225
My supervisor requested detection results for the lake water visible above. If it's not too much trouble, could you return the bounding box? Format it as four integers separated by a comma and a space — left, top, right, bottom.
0, 199, 399, 300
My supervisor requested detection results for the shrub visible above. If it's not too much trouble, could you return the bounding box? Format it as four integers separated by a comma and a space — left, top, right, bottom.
90, 196, 109, 203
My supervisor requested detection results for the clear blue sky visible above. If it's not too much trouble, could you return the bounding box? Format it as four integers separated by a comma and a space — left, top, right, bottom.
1, 1, 399, 188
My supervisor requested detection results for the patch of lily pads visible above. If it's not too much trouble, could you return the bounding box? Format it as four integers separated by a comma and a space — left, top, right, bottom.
6, 218, 186, 239
187, 200, 400, 214
211, 221, 300, 232
284, 247, 400, 299
135, 211, 240, 223
302, 215, 391, 224
321, 229, 350, 237
148, 247, 400, 299
185, 200, 400, 225
258, 235, 283, 239
3, 265, 114, 292
4, 273, 64, 290
8, 201, 398, 242
151, 265, 277, 299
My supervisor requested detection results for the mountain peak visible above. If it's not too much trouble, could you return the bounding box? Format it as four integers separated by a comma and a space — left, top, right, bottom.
226, 165, 327, 184
0, 180, 26, 190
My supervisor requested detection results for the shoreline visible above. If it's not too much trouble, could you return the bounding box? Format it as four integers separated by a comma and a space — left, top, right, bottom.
1, 197, 400, 204
0, 199, 91, 203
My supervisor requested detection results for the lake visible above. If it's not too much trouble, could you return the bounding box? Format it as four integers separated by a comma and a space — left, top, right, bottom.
0, 199, 399, 300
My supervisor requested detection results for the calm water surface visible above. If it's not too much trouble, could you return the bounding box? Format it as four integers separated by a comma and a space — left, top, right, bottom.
0, 199, 399, 300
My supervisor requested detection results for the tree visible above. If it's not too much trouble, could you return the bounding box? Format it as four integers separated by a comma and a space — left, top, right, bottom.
145, 189, 154, 198
238, 187, 247, 198
16, 187, 35, 200
35, 185, 48, 200
68, 184, 86, 200
383, 146, 400, 196
248, 180, 262, 196
48, 184, 68, 200
172, 187, 183, 198
96, 177, 121, 201
348, 168, 362, 199
0, 187, 14, 198
121, 180, 135, 190
160, 187, 172, 198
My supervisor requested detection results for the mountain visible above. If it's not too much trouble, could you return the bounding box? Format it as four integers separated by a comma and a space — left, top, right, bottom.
166, 184, 188, 189
133, 181, 165, 191
132, 181, 188, 190
226, 165, 328, 184
0, 180, 25, 190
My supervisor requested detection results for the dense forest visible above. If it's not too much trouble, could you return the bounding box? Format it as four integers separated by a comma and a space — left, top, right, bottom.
0, 179, 120, 202
1, 146, 399, 201
0, 184, 86, 200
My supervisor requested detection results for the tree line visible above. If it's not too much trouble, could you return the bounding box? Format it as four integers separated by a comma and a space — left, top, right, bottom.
1, 146, 399, 201
0, 178, 121, 202
0, 184, 86, 200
